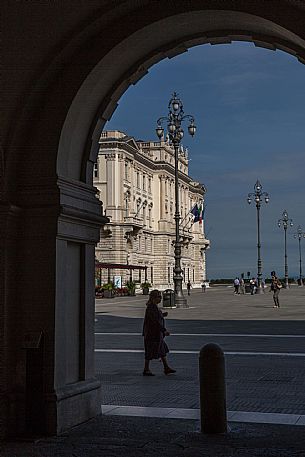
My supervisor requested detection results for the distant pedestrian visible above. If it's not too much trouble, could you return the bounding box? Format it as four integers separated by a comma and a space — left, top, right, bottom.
233, 277, 240, 294
240, 277, 245, 294
187, 281, 192, 296
250, 277, 256, 295
201, 282, 206, 293
142, 289, 176, 376
269, 274, 282, 308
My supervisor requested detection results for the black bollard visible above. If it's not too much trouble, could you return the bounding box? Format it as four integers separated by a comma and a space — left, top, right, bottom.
199, 343, 227, 433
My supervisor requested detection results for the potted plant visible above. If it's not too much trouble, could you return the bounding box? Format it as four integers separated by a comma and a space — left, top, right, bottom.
126, 280, 136, 296
102, 281, 114, 298
141, 281, 151, 295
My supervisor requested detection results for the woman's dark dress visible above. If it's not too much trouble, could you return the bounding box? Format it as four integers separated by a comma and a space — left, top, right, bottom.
142, 303, 169, 360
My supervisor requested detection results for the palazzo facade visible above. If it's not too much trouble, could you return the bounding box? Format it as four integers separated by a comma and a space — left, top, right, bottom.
94, 130, 210, 290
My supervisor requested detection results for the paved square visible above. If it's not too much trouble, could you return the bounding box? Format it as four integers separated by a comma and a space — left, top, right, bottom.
95, 286, 305, 417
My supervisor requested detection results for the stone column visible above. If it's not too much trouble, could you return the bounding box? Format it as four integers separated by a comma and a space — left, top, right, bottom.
159, 175, 167, 231
159, 175, 166, 220
1, 176, 108, 437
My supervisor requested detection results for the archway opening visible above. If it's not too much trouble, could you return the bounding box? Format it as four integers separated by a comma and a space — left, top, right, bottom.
90, 40, 305, 418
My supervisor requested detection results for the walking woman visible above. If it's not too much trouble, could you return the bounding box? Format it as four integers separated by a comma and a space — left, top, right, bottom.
270, 274, 282, 308
142, 289, 176, 376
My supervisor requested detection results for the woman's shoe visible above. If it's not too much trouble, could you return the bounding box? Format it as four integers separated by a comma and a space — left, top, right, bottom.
164, 367, 176, 375
143, 370, 155, 376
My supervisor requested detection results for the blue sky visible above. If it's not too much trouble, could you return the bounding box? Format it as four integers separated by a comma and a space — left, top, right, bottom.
106, 42, 305, 279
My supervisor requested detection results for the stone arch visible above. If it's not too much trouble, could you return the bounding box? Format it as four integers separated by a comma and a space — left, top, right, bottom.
57, 7, 305, 184
3, 0, 305, 440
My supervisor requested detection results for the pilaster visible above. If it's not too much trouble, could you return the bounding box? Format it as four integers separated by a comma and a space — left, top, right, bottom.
2, 176, 108, 437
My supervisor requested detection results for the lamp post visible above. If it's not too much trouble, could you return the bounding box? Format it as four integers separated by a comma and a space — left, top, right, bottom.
247, 180, 269, 294
156, 92, 196, 308
293, 226, 305, 286
278, 210, 293, 288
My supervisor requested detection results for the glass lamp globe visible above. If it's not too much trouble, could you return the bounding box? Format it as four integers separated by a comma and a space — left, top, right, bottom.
188, 123, 196, 136
172, 100, 180, 111
168, 123, 176, 133
156, 126, 164, 139
255, 181, 261, 192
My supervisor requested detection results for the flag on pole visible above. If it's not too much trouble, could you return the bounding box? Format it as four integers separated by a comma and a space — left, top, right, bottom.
198, 203, 202, 224
190, 203, 205, 224
190, 203, 200, 223
198, 203, 205, 224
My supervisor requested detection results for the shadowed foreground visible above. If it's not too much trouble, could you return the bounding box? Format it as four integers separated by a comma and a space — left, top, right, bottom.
3, 415, 305, 457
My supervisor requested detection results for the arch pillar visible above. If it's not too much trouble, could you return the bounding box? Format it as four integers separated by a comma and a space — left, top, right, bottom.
50, 177, 107, 434
1, 176, 107, 437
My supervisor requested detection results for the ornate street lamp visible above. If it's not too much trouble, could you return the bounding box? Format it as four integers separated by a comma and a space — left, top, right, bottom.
156, 92, 196, 308
293, 226, 305, 286
278, 210, 293, 288
247, 180, 269, 294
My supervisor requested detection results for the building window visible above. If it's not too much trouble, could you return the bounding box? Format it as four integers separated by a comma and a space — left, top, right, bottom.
143, 205, 146, 225
138, 236, 141, 252
144, 237, 147, 251
125, 195, 129, 216
148, 177, 151, 192
137, 172, 140, 188
136, 199, 141, 215
125, 162, 128, 180
148, 207, 152, 227
94, 162, 98, 178
143, 174, 146, 190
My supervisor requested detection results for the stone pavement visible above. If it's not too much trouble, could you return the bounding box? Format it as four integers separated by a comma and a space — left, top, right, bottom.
3, 286, 305, 456
3, 415, 305, 456
95, 286, 305, 418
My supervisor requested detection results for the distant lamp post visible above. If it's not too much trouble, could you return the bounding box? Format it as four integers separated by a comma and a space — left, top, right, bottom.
156, 92, 196, 308
247, 180, 269, 294
278, 210, 293, 288
293, 226, 305, 286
